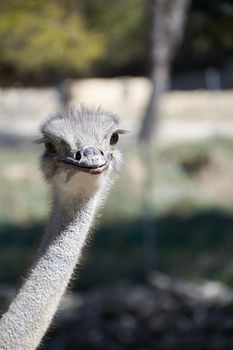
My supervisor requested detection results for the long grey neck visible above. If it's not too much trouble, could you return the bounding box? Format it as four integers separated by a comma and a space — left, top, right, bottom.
0, 190, 100, 350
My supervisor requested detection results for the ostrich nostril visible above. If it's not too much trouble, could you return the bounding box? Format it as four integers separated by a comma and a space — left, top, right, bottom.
100, 150, 104, 156
75, 151, 82, 161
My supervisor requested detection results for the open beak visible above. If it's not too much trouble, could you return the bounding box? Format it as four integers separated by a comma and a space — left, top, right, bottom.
59, 147, 110, 174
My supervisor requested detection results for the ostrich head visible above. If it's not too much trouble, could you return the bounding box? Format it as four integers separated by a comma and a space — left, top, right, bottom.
38, 106, 125, 198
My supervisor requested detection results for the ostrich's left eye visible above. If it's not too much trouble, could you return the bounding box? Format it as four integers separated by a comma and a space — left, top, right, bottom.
110, 133, 119, 146
45, 141, 57, 154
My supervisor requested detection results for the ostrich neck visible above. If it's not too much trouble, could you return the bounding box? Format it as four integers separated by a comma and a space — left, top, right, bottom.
0, 189, 101, 350
40, 191, 99, 254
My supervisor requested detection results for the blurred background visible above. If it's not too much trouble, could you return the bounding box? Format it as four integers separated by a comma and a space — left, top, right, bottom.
0, 0, 233, 349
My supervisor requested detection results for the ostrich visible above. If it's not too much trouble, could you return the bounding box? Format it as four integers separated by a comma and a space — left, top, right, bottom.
0, 106, 125, 350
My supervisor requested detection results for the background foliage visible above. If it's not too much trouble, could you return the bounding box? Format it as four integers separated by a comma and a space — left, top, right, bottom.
0, 0, 232, 85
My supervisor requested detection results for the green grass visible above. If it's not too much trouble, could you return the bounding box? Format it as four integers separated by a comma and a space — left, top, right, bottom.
1, 137, 233, 225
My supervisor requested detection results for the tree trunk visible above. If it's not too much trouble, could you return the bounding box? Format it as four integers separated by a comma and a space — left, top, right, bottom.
139, 0, 191, 276
139, 0, 191, 144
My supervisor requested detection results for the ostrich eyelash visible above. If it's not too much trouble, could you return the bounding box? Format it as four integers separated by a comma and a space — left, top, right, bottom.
35, 137, 46, 144
115, 129, 129, 135
35, 137, 63, 144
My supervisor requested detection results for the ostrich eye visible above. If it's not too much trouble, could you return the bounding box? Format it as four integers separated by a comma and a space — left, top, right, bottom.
110, 133, 119, 146
45, 141, 57, 154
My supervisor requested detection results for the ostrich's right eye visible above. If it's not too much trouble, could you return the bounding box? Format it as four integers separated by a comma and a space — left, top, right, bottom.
110, 132, 119, 146
45, 142, 57, 154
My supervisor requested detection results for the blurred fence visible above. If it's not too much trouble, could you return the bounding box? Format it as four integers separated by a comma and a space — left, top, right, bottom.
0, 78, 233, 146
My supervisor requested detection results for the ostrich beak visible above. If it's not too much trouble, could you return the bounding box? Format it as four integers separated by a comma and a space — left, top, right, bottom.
60, 147, 110, 174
